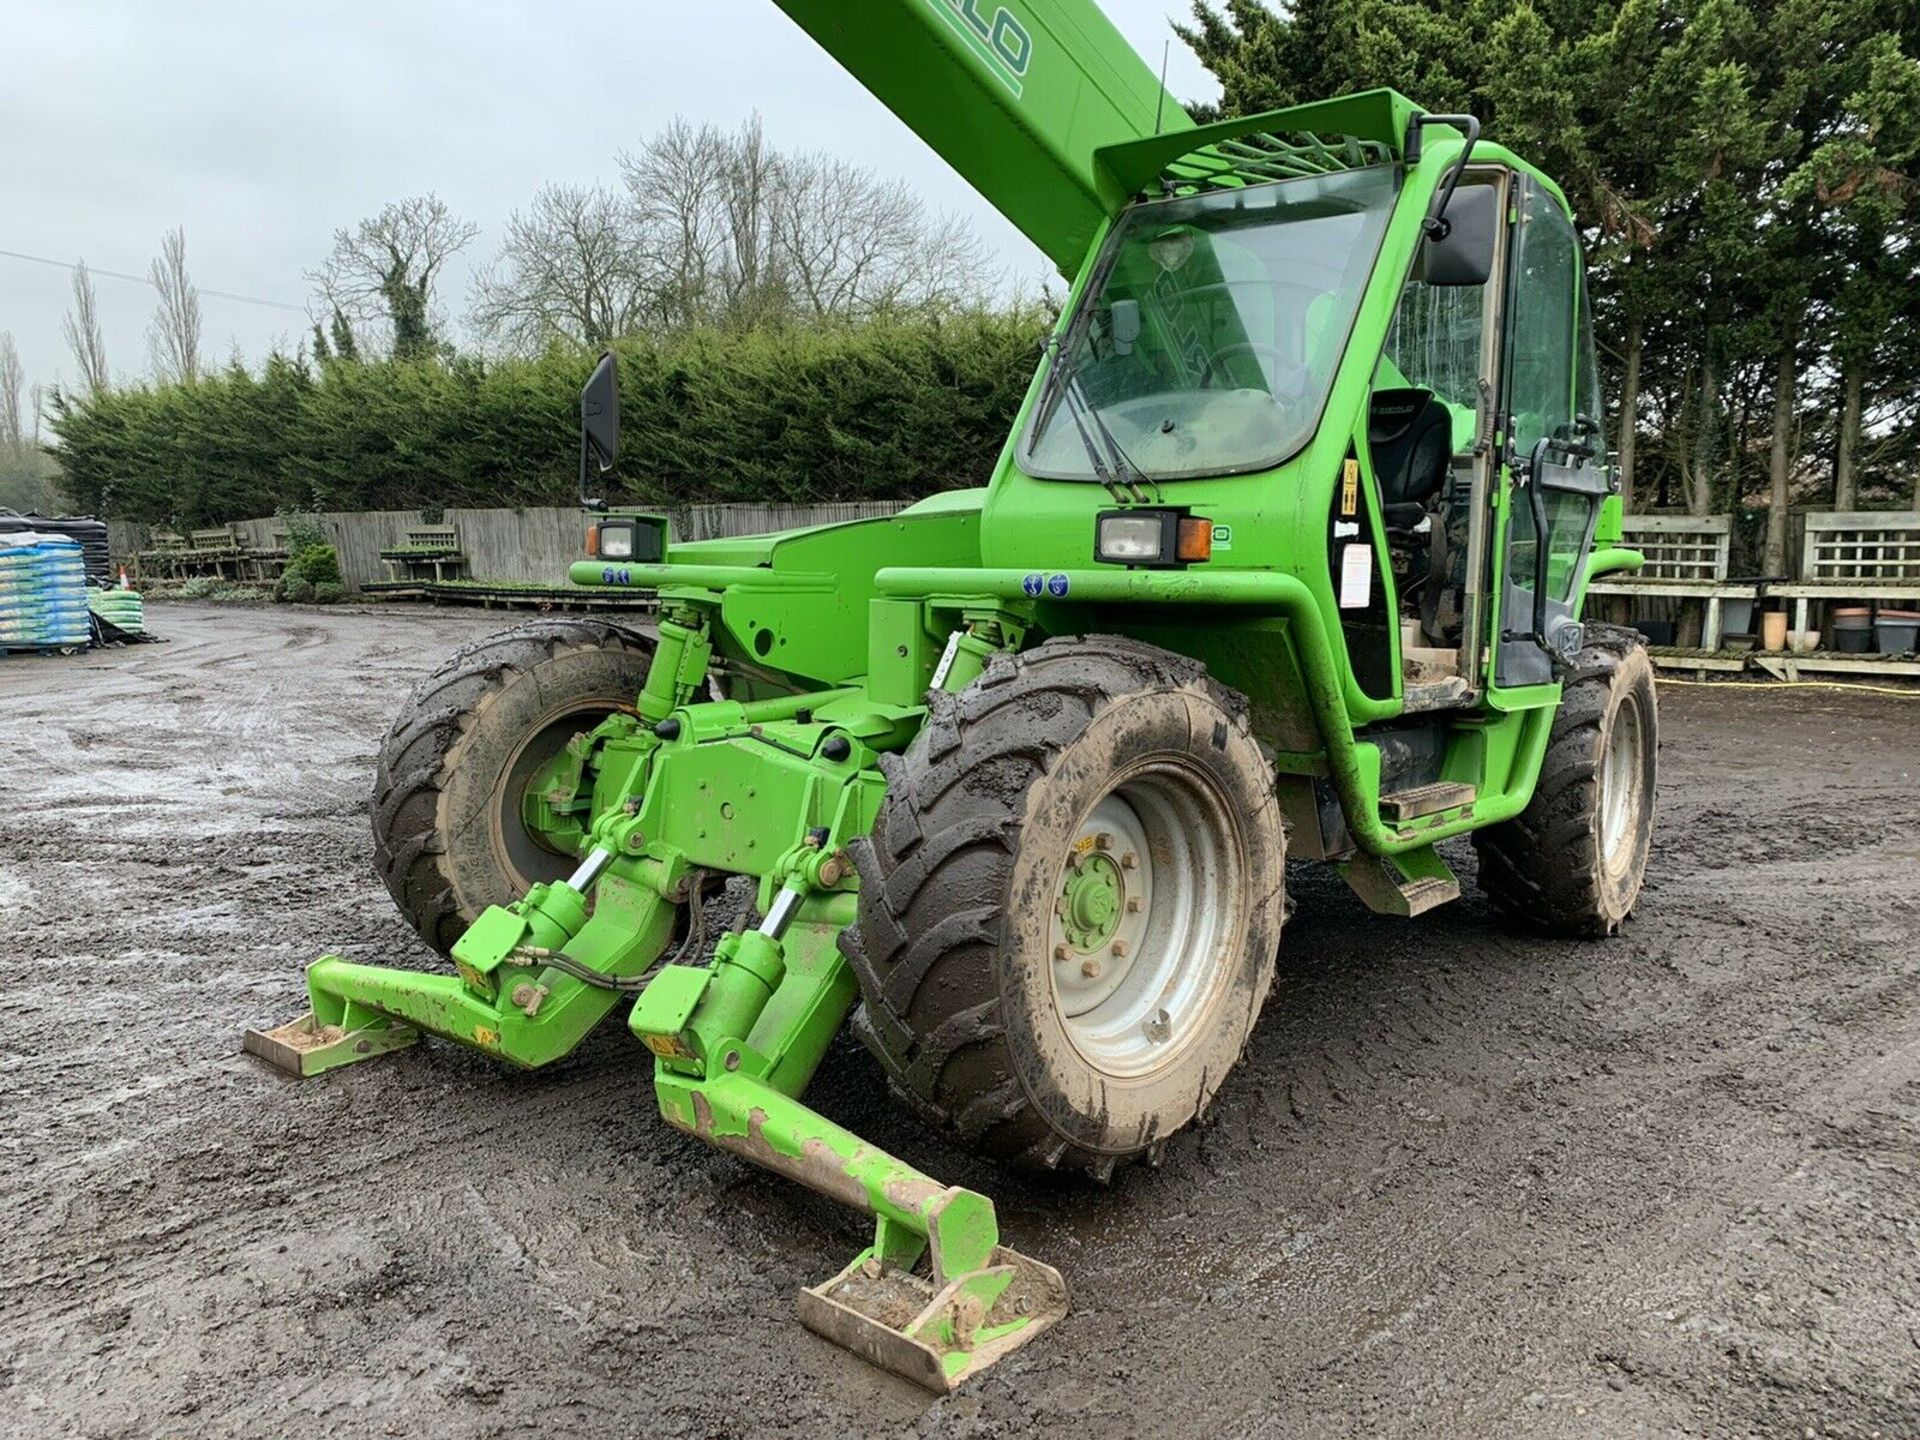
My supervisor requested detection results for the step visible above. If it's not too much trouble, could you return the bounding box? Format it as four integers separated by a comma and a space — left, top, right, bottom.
1337, 851, 1462, 918
1395, 875, 1462, 916
1401, 677, 1474, 713
1379, 781, 1478, 823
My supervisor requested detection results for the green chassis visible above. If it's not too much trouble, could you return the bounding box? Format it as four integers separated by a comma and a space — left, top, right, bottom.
245, 91, 1643, 1391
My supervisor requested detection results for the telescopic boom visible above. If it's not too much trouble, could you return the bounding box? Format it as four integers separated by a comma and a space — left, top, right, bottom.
768, 0, 1194, 273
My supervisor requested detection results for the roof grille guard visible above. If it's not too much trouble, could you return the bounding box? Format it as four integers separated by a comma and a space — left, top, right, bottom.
1094, 89, 1426, 205
1159, 129, 1396, 194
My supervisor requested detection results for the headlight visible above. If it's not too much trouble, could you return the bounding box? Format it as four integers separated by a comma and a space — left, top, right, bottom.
1095, 510, 1212, 568
1097, 513, 1166, 562
597, 522, 635, 559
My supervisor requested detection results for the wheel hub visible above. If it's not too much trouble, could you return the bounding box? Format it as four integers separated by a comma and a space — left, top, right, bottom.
1059, 852, 1125, 951
1599, 690, 1646, 873
1045, 771, 1244, 1079
1050, 797, 1154, 1019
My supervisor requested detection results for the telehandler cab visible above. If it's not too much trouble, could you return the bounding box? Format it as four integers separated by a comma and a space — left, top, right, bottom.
247, 0, 1654, 1391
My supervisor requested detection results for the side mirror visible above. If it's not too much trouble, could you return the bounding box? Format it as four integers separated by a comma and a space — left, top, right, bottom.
1109, 298, 1141, 355
578, 351, 619, 512
1419, 184, 1497, 287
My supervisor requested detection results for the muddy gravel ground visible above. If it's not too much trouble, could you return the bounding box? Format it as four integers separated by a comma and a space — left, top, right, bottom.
4, 602, 1918, 1440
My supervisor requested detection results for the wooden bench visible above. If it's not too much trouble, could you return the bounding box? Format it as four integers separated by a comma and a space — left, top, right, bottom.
378, 523, 468, 585
184, 526, 246, 579
1587, 515, 1761, 650
1769, 511, 1920, 636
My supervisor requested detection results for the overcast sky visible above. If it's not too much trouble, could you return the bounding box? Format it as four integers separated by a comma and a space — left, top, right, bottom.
1, 0, 1219, 402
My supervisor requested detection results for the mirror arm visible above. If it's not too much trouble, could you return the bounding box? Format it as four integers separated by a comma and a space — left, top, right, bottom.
1405, 113, 1482, 241
579, 432, 607, 514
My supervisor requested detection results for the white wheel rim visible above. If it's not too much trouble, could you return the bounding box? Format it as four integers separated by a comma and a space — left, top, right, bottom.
1599, 692, 1644, 872
1047, 763, 1244, 1078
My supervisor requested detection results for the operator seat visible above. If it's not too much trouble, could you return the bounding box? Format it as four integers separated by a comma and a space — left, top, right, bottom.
1366, 387, 1453, 531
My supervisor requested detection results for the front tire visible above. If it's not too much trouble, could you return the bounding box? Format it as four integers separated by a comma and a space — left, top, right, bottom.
1473, 624, 1657, 936
371, 619, 656, 955
842, 637, 1287, 1178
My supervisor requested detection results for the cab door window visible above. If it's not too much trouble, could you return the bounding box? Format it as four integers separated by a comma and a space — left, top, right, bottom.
1493, 179, 1609, 690
1503, 184, 1580, 456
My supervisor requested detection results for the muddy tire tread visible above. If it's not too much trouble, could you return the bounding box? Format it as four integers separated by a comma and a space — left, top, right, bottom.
841, 635, 1266, 1177
1472, 622, 1653, 938
371, 618, 655, 955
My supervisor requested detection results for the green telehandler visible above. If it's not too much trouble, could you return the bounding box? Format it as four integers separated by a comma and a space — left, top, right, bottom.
246, 0, 1655, 1392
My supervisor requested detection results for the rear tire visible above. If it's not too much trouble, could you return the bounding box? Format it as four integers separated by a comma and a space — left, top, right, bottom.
842, 637, 1287, 1178
372, 619, 655, 955
1473, 624, 1657, 936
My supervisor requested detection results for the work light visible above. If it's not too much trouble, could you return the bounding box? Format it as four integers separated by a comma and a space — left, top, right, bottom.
1095, 509, 1213, 568
597, 521, 635, 559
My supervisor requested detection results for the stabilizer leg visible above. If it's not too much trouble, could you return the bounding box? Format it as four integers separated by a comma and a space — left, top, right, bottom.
662, 1066, 1068, 1391
242, 992, 420, 1077
632, 887, 1066, 1391
243, 860, 678, 1076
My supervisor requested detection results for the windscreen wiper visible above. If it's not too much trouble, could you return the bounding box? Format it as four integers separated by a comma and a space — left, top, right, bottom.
1035, 335, 1153, 504
1057, 368, 1128, 506
1069, 377, 1155, 504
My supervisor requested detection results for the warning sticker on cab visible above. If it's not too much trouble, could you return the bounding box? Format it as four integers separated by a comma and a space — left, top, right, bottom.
1339, 542, 1372, 609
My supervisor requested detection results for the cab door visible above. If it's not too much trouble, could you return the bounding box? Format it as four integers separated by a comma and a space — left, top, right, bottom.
1489, 178, 1610, 693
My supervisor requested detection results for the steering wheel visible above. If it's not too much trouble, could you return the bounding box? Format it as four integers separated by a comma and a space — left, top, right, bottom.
1201, 343, 1301, 396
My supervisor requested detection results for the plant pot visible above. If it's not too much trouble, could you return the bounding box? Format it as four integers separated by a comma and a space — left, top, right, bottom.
1874, 610, 1920, 655
1760, 612, 1789, 651
1833, 606, 1873, 654
1789, 629, 1820, 655
1721, 598, 1755, 635
1723, 633, 1758, 654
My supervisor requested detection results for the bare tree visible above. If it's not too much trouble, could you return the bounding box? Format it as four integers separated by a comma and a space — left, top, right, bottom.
146, 226, 204, 384
468, 184, 654, 350
308, 195, 478, 360
0, 345, 58, 514
468, 119, 999, 357
771, 153, 991, 320
616, 117, 995, 335
621, 118, 734, 330
720, 116, 784, 324
0, 332, 24, 455
61, 261, 110, 395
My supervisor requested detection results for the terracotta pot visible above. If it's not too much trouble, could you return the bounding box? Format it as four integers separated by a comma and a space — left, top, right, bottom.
1761, 612, 1789, 652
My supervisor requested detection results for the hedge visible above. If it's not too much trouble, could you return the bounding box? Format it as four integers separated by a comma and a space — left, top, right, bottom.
50, 310, 1051, 524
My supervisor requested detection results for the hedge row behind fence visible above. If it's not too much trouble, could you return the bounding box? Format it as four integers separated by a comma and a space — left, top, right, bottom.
50, 311, 1051, 526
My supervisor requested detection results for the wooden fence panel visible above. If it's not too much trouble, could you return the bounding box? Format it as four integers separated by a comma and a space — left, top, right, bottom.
110, 502, 911, 592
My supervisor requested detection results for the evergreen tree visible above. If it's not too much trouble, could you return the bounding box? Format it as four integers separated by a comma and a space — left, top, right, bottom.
1180, 0, 1920, 517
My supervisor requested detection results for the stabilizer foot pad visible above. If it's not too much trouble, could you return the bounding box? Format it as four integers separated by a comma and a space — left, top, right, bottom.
798, 1245, 1068, 1393
242, 1010, 420, 1077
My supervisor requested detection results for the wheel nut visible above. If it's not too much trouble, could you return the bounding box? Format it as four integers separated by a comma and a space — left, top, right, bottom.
1094, 832, 1114, 851
1053, 944, 1072, 962
1121, 852, 1139, 870
1110, 939, 1129, 958
1126, 897, 1144, 913
1080, 958, 1101, 979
